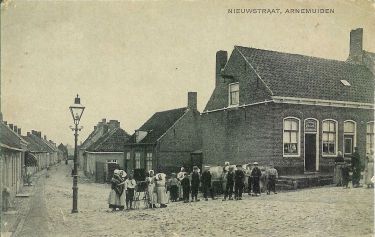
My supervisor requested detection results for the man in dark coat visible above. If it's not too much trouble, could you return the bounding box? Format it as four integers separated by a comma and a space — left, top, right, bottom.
234, 165, 246, 200
191, 166, 200, 202
181, 173, 191, 203
251, 162, 262, 196
351, 147, 361, 188
225, 166, 235, 200
201, 166, 215, 201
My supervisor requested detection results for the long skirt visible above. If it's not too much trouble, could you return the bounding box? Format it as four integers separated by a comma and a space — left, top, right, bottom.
108, 189, 125, 209
334, 164, 344, 186
365, 162, 374, 185
147, 185, 157, 205
156, 186, 167, 205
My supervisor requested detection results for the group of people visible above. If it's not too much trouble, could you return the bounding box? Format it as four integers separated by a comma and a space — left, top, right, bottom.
334, 148, 374, 189
167, 162, 278, 203
108, 169, 169, 211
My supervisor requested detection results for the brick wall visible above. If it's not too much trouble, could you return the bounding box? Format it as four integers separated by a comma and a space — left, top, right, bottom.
201, 102, 374, 175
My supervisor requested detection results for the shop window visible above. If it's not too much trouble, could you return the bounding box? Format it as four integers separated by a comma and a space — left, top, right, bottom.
322, 120, 337, 156
283, 117, 300, 156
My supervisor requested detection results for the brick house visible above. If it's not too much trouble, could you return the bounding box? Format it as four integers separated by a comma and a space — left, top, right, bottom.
124, 92, 201, 177
84, 123, 130, 182
201, 28, 374, 175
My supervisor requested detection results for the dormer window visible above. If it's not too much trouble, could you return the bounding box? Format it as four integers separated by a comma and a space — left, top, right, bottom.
229, 82, 239, 106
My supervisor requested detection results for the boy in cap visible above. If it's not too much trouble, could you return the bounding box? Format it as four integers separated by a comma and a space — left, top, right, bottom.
251, 162, 262, 196
234, 164, 246, 200
191, 166, 200, 202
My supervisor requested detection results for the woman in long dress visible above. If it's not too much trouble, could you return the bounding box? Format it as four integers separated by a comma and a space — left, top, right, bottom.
146, 170, 157, 208
155, 173, 168, 208
108, 169, 126, 211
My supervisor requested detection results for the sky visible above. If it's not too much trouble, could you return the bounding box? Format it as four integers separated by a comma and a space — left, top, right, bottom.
1, 0, 375, 146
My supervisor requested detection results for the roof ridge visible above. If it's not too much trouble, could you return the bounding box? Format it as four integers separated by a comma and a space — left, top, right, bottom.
235, 45, 370, 67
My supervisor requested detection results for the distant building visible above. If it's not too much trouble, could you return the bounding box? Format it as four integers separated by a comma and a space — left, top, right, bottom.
58, 143, 68, 161
124, 92, 202, 178
200, 28, 374, 175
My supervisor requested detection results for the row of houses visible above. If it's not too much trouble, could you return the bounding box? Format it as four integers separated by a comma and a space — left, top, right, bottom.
80, 28, 374, 182
0, 116, 66, 210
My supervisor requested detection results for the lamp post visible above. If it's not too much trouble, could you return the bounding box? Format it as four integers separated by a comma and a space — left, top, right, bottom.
69, 94, 85, 213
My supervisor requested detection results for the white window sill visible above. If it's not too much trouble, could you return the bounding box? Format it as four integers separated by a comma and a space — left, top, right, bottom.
283, 155, 300, 158
227, 104, 239, 108
322, 155, 337, 158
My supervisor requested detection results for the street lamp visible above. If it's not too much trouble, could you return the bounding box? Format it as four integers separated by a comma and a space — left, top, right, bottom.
69, 94, 85, 213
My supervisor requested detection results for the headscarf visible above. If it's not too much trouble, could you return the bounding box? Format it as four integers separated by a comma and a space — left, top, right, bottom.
119, 170, 127, 178
149, 169, 155, 176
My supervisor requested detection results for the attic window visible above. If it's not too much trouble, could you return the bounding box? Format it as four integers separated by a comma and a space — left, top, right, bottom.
340, 80, 351, 86
229, 82, 239, 106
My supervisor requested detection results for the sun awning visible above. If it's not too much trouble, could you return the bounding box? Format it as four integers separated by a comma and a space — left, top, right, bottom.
25, 152, 38, 167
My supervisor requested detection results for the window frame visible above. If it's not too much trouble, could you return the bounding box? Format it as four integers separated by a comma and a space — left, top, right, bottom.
366, 121, 374, 155
321, 119, 338, 157
145, 152, 153, 172
283, 117, 301, 158
135, 152, 141, 169
228, 82, 239, 107
343, 120, 357, 156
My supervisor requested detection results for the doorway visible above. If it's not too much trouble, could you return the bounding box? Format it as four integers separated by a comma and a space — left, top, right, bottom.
305, 134, 316, 172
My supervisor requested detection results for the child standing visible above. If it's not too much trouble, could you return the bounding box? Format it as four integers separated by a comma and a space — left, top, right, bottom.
125, 174, 136, 210
168, 173, 180, 202
181, 173, 191, 203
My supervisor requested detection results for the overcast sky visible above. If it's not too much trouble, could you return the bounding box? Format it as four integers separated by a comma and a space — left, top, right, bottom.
1, 0, 374, 145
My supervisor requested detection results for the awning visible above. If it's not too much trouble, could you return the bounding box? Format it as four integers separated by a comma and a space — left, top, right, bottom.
25, 152, 38, 167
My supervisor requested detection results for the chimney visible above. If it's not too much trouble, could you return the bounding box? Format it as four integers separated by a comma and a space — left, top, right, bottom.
187, 92, 197, 110
17, 128, 21, 135
216, 50, 228, 86
348, 28, 363, 63
108, 120, 120, 130
44, 135, 47, 140
13, 125, 18, 133
27, 132, 31, 136
31, 130, 37, 136
4, 121, 7, 125
9, 124, 13, 130
37, 131, 41, 138
102, 118, 106, 123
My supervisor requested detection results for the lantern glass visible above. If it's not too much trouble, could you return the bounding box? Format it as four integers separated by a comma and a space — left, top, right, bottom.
69, 95, 85, 124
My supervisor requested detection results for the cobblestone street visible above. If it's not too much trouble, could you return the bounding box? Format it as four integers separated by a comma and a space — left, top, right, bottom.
22, 164, 371, 237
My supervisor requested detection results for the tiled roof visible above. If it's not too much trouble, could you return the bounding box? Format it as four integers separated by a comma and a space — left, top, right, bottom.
87, 128, 130, 152
127, 107, 187, 144
24, 134, 55, 153
0, 122, 23, 150
22, 136, 46, 152
234, 46, 374, 103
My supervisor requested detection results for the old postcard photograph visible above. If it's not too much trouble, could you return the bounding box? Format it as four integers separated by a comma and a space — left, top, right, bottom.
1, 0, 374, 236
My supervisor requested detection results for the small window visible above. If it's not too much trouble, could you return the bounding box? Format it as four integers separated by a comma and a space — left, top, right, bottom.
229, 83, 239, 106
107, 159, 118, 164
135, 153, 141, 169
340, 80, 351, 86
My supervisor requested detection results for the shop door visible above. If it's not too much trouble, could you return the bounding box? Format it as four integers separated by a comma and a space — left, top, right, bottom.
305, 134, 316, 172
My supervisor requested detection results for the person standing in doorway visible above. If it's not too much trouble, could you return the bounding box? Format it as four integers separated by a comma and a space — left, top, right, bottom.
251, 162, 262, 196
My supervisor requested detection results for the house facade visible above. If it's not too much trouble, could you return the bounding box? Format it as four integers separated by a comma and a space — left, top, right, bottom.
0, 121, 27, 209
84, 121, 130, 182
124, 92, 202, 178
201, 28, 374, 175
